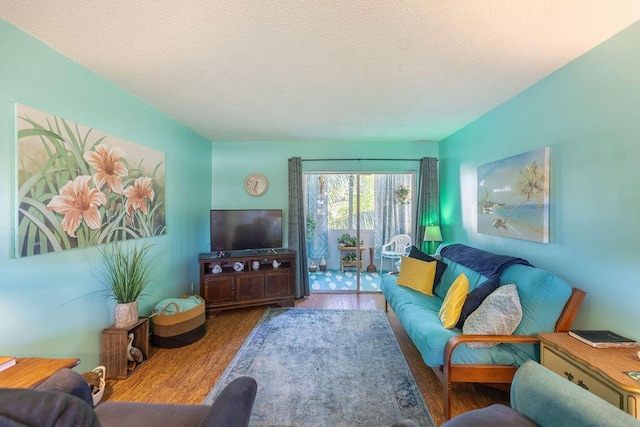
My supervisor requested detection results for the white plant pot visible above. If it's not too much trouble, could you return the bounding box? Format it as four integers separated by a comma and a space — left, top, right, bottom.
114, 301, 138, 328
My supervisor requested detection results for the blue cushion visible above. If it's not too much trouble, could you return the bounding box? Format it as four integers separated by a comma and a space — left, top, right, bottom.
501, 265, 571, 336
435, 258, 486, 300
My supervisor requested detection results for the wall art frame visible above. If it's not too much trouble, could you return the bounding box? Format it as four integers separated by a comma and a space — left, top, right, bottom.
15, 104, 166, 258
477, 147, 550, 243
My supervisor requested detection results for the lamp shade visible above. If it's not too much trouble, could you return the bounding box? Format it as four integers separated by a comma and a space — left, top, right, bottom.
424, 225, 443, 242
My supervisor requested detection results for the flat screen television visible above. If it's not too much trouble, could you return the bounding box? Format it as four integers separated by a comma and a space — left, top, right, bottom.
210, 209, 283, 252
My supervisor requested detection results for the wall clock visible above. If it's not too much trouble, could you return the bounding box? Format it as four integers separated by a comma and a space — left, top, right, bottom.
245, 173, 269, 196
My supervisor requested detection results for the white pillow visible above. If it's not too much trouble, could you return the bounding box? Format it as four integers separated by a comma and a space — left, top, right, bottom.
463, 284, 523, 349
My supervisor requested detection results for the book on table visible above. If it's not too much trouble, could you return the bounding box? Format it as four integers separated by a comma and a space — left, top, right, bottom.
0, 356, 16, 372
568, 330, 637, 348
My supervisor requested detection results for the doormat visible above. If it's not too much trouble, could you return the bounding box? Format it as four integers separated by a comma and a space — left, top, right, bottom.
204, 307, 434, 426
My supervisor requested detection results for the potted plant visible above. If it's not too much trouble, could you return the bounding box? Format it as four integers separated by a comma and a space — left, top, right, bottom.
395, 184, 410, 204
337, 233, 357, 247
98, 240, 157, 328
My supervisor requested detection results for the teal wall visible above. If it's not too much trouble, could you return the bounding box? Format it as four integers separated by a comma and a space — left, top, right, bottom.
0, 20, 212, 369
439, 22, 640, 340
211, 141, 438, 247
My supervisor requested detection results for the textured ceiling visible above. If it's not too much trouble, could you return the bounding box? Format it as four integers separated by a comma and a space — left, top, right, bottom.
2, 1, 640, 142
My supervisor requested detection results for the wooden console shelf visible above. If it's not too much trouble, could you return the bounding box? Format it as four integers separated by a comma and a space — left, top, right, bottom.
101, 317, 149, 380
198, 250, 296, 317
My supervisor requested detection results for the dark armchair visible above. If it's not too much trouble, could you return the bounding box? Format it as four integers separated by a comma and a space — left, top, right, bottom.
0, 368, 257, 427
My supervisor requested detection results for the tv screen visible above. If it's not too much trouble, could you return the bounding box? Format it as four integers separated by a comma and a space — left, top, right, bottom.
210, 209, 283, 252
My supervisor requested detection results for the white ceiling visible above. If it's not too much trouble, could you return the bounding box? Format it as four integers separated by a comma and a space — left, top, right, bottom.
2, 1, 640, 143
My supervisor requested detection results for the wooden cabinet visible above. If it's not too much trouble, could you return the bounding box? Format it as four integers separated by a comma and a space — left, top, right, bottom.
198, 251, 295, 317
539, 332, 640, 419
101, 317, 149, 380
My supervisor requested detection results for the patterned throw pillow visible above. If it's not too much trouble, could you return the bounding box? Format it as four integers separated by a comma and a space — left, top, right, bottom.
463, 284, 523, 348
438, 273, 469, 328
396, 256, 437, 296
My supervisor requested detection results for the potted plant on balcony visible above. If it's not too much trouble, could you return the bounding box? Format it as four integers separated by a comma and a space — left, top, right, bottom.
98, 240, 157, 328
337, 233, 357, 247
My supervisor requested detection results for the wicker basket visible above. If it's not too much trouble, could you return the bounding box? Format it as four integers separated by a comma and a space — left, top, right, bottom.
151, 295, 206, 348
91, 366, 106, 406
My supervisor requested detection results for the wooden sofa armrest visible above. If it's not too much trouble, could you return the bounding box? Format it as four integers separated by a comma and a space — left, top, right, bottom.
444, 334, 541, 367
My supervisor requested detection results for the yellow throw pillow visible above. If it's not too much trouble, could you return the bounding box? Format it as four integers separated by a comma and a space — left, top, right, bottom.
439, 273, 470, 329
396, 256, 437, 296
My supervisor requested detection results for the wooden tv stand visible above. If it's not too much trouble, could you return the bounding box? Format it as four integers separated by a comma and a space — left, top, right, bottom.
198, 250, 296, 317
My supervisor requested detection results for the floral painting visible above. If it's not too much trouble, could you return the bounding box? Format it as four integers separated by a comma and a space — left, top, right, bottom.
15, 104, 165, 258
477, 147, 549, 243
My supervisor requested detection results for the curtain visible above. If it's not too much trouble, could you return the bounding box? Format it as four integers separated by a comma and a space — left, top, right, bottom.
288, 157, 310, 298
304, 174, 328, 262
414, 157, 440, 252
374, 174, 412, 258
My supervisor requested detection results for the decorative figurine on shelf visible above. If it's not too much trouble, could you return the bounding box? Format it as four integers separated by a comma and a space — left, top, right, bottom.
272, 260, 281, 269
252, 260, 260, 270
233, 261, 244, 272
126, 333, 144, 371
211, 264, 222, 273
309, 261, 317, 272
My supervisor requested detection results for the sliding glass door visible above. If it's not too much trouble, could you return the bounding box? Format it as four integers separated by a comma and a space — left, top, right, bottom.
304, 172, 414, 293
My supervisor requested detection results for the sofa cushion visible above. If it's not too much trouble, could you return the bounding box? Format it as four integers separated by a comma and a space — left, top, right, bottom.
455, 274, 501, 329
438, 273, 469, 328
500, 264, 572, 336
96, 402, 208, 427
381, 274, 531, 367
0, 388, 100, 427
408, 246, 447, 285
435, 258, 487, 300
396, 256, 437, 295
441, 404, 537, 427
463, 284, 523, 348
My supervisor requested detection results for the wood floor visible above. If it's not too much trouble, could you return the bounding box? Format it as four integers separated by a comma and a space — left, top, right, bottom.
104, 294, 508, 426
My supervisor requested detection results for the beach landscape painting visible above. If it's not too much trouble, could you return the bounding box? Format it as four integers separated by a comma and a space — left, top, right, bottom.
477, 147, 550, 243
15, 104, 166, 258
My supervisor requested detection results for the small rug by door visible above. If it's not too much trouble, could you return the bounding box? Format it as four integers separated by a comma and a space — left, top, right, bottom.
309, 269, 382, 292
204, 308, 434, 427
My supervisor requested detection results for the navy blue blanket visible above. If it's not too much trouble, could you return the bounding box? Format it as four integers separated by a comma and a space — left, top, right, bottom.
439, 244, 533, 278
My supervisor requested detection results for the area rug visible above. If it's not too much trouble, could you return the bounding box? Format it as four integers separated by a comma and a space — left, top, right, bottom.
204, 307, 434, 427
309, 269, 382, 292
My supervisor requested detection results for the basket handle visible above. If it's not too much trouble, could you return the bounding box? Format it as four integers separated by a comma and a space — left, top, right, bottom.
160, 302, 180, 315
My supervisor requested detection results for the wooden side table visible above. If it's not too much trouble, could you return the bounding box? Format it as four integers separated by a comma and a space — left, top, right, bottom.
338, 246, 366, 272
102, 317, 149, 379
0, 357, 79, 388
539, 332, 640, 419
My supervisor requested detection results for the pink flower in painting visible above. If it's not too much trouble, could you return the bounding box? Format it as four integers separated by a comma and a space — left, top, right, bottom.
46, 175, 107, 237
123, 177, 155, 216
84, 144, 128, 194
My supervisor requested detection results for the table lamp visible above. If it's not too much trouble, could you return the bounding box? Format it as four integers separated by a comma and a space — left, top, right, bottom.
424, 225, 443, 255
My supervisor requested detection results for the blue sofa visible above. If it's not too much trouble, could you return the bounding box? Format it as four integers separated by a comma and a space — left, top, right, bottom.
381, 244, 586, 420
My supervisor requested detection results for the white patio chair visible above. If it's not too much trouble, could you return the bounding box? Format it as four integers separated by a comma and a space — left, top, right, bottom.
380, 234, 412, 274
